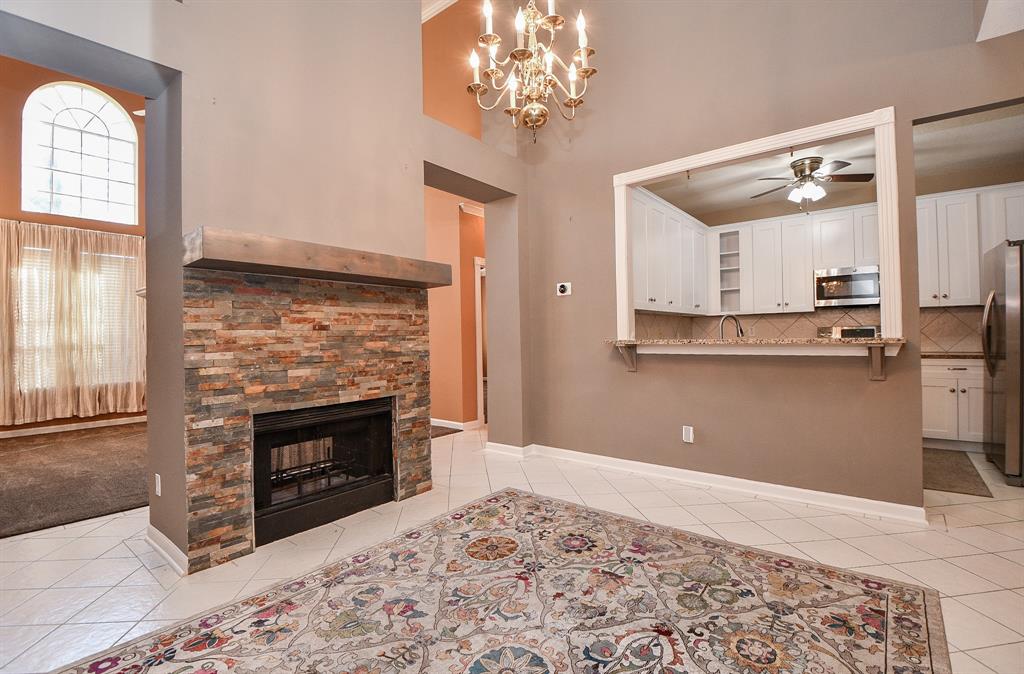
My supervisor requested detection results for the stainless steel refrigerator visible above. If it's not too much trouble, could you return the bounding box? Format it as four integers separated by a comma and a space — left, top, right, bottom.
982, 240, 1024, 485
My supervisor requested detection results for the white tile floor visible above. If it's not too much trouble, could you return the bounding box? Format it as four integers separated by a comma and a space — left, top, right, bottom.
2, 429, 1023, 673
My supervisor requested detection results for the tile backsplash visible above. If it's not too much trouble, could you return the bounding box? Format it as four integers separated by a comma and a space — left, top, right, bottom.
919, 306, 983, 354
635, 305, 983, 354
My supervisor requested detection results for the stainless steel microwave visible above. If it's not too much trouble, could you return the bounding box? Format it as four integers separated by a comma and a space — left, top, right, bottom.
814, 265, 880, 307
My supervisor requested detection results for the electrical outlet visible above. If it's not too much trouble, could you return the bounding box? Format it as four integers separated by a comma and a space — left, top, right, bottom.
154, 473, 162, 497
556, 282, 572, 296
682, 426, 695, 444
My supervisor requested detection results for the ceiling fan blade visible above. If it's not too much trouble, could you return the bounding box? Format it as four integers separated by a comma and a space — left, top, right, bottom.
826, 173, 875, 183
750, 183, 794, 199
813, 160, 851, 177
757, 177, 793, 181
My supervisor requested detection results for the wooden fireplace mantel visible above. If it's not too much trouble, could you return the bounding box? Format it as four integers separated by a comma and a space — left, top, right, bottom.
182, 226, 452, 289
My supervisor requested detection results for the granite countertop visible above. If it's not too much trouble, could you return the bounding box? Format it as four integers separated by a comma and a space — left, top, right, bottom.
921, 353, 983, 359
607, 337, 907, 347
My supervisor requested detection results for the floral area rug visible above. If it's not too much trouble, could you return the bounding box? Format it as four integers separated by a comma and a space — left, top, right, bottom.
62, 489, 950, 674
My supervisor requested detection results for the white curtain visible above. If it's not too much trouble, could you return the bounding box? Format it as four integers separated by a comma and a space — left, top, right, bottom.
1, 219, 146, 425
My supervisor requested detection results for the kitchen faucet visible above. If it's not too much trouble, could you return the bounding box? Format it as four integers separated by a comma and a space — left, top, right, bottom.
718, 314, 745, 339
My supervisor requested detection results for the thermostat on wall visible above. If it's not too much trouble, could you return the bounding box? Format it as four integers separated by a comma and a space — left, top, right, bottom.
556, 282, 572, 296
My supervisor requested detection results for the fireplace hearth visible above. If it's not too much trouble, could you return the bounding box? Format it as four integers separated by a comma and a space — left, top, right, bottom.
252, 398, 394, 544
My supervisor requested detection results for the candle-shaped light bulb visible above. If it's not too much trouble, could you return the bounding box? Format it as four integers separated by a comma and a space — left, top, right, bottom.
470, 50, 480, 84
547, 0, 555, 16
515, 8, 526, 48
483, 0, 493, 34
507, 72, 518, 104
545, 50, 553, 74
568, 62, 577, 97
576, 11, 589, 67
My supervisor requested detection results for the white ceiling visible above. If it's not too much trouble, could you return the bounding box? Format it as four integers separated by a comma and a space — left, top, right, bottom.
645, 134, 878, 222
647, 103, 1024, 224
913, 102, 1024, 180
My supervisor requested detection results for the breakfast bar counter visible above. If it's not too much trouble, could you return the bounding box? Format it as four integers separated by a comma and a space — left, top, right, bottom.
607, 336, 907, 379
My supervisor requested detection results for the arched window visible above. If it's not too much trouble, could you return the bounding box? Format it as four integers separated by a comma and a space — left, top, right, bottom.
21, 82, 138, 225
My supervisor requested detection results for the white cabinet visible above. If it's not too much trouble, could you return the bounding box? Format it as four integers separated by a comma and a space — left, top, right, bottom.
631, 188, 705, 315
922, 376, 961, 440
957, 380, 985, 443
752, 221, 783, 313
781, 218, 814, 312
749, 218, 813, 314
812, 210, 856, 270
681, 225, 707, 312
917, 198, 941, 307
853, 206, 880, 267
938, 193, 980, 306
921, 360, 985, 442
918, 193, 980, 307
979, 183, 1024, 253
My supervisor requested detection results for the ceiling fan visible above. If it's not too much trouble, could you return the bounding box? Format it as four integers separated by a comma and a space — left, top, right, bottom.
750, 156, 874, 204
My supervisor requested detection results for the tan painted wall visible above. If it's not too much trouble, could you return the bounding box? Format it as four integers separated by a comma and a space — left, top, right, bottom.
425, 186, 466, 423
0, 54, 146, 234
519, 0, 1024, 507
425, 187, 485, 424
422, 0, 482, 139
459, 209, 485, 420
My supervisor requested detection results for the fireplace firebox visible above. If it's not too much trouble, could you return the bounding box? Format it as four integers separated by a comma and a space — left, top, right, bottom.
252, 398, 394, 544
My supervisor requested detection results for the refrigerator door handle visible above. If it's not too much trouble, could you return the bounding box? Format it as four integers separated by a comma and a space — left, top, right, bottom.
983, 289, 997, 376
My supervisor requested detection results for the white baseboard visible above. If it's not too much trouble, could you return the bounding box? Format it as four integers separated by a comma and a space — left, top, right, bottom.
483, 442, 928, 526
484, 441, 528, 458
145, 525, 187, 577
0, 414, 147, 439
431, 418, 485, 431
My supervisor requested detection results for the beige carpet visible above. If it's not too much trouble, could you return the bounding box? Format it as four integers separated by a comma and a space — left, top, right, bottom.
0, 423, 148, 537
923, 447, 993, 497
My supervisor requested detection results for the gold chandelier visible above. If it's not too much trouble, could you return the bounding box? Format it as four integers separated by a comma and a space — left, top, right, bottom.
467, 0, 596, 140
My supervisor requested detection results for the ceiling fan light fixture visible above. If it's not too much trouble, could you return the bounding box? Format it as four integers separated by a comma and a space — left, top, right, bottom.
787, 187, 803, 203
803, 182, 827, 202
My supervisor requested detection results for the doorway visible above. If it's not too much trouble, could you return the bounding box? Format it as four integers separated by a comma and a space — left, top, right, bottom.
913, 98, 1024, 496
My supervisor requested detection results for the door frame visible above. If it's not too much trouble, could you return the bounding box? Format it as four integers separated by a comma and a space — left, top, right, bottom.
474, 256, 486, 426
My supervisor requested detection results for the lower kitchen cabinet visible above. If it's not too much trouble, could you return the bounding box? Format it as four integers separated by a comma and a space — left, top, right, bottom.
921, 361, 984, 442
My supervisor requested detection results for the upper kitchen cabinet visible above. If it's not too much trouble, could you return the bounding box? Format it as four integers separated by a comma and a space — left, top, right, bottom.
980, 183, 1024, 251
631, 188, 705, 315
750, 218, 813, 313
852, 206, 880, 267
812, 209, 878, 270
918, 192, 980, 307
812, 210, 856, 270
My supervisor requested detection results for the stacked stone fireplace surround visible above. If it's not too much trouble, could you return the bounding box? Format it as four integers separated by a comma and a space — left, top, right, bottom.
182, 268, 433, 573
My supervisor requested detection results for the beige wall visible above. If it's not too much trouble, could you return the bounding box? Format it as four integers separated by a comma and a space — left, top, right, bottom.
425, 186, 485, 424
7, 0, 1023, 533
520, 0, 1023, 507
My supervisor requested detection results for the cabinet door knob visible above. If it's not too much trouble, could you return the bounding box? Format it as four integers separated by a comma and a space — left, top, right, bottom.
942, 293, 949, 298
695, 304, 701, 308
932, 294, 939, 299
777, 303, 781, 307
668, 300, 673, 304
784, 302, 789, 306
949, 387, 956, 393
960, 388, 967, 393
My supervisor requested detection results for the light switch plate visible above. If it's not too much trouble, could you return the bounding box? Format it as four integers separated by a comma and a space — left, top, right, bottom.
682, 426, 695, 443
154, 473, 162, 496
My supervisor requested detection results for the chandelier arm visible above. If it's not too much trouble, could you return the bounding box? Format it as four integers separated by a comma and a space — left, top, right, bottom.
550, 94, 576, 122
549, 74, 573, 99
475, 81, 516, 112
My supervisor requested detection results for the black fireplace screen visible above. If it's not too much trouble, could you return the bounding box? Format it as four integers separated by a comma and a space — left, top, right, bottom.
252, 398, 394, 544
